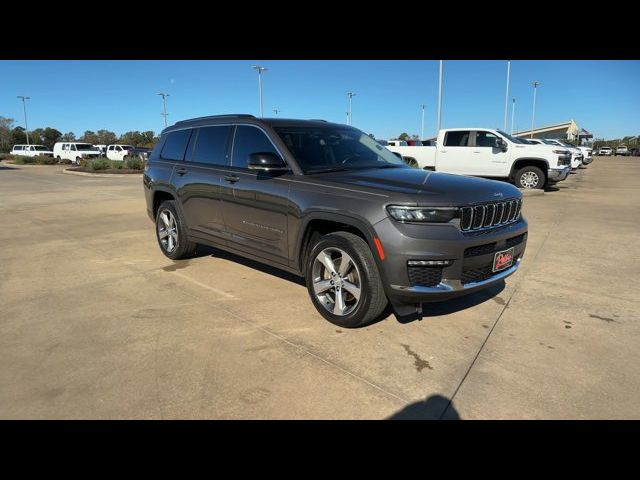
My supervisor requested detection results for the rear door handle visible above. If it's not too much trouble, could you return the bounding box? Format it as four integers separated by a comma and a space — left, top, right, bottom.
224, 174, 240, 183
175, 167, 188, 176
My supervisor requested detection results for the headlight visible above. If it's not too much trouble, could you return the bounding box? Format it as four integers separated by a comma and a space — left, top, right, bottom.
552, 149, 567, 154
387, 205, 458, 223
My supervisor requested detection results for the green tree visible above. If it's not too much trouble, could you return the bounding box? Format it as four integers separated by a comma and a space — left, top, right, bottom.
398, 132, 409, 141
0, 116, 14, 152
42, 128, 62, 149
81, 130, 99, 144
30, 128, 45, 145
96, 129, 117, 145
12, 127, 27, 145
61, 132, 76, 142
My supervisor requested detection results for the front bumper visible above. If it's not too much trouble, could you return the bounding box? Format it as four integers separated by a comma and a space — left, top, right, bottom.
374, 216, 528, 304
548, 166, 570, 182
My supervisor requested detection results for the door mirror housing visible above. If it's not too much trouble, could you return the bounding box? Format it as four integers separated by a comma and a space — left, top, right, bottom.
248, 152, 288, 171
495, 137, 508, 152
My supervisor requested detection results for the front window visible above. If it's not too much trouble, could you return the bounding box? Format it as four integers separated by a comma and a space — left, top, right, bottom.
475, 131, 499, 147
273, 126, 406, 174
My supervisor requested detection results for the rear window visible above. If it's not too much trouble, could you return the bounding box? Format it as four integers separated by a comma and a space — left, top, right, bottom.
444, 131, 471, 147
161, 129, 192, 161
192, 126, 231, 165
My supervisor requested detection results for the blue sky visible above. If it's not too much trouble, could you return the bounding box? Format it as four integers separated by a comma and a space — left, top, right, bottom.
1, 60, 638, 140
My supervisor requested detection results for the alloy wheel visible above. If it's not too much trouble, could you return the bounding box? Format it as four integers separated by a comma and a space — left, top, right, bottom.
312, 247, 362, 316
157, 209, 178, 253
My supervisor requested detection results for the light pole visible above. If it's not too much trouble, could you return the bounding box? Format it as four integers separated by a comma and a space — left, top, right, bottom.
503, 61, 511, 131
158, 93, 170, 128
346, 111, 350, 124
17, 96, 30, 145
530, 81, 541, 138
510, 97, 516, 135
273, 108, 280, 116
347, 92, 356, 125
420, 104, 425, 139
252, 65, 268, 117
436, 60, 443, 134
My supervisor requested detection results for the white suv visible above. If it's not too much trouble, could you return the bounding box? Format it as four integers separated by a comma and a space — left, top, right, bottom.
598, 147, 612, 156
10, 144, 54, 157
106, 145, 135, 161
615, 145, 629, 156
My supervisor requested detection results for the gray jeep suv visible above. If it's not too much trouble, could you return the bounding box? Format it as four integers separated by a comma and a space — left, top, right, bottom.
143, 114, 528, 328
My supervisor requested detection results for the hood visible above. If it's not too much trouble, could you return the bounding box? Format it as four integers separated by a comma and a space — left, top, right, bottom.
512, 143, 566, 155
314, 167, 521, 206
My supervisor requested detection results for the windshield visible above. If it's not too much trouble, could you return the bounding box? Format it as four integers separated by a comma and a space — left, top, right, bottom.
274, 126, 407, 174
34, 146, 49, 151
76, 144, 97, 151
541, 139, 559, 146
496, 130, 527, 144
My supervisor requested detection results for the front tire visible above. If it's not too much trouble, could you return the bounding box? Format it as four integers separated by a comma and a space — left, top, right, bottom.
305, 232, 388, 328
515, 165, 545, 189
155, 200, 197, 260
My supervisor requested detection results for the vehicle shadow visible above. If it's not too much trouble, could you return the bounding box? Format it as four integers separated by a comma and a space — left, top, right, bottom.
193, 244, 306, 287
0, 165, 19, 170
393, 281, 505, 324
387, 394, 461, 420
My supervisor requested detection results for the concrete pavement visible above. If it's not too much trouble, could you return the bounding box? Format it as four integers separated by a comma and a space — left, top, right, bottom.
0, 158, 638, 419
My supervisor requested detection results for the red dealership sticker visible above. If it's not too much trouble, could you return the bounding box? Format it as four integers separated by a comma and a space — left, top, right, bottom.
493, 247, 514, 272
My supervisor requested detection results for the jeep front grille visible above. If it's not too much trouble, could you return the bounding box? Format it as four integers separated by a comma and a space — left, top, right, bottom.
460, 199, 522, 231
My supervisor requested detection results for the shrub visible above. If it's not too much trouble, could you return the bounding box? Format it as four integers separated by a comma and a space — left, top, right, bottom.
89, 158, 111, 171
35, 156, 58, 165
10, 155, 38, 164
113, 161, 123, 169
125, 156, 144, 170
59, 158, 72, 165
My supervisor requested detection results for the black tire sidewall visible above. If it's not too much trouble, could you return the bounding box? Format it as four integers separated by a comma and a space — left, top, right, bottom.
305, 234, 375, 328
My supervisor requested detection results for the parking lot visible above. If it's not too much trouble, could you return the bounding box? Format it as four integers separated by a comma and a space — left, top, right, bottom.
1, 157, 639, 419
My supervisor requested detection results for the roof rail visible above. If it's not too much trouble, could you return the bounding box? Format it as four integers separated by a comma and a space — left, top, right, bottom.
175, 114, 256, 124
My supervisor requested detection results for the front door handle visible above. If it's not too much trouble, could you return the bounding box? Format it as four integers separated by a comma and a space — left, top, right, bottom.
175, 167, 188, 176
224, 174, 240, 184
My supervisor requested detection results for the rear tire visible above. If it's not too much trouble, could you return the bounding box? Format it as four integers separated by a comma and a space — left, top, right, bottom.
305, 232, 388, 328
515, 165, 545, 189
155, 200, 197, 260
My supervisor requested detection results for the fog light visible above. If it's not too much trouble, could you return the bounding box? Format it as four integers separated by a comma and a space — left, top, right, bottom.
407, 260, 453, 267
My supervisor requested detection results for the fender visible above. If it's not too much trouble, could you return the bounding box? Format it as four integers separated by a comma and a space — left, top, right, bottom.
509, 157, 550, 177
293, 210, 386, 278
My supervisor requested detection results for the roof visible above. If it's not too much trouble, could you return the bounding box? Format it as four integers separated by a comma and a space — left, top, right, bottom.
513, 120, 578, 137
165, 115, 351, 133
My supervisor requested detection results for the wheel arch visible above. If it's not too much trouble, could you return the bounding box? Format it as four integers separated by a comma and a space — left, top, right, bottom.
295, 212, 382, 277
510, 157, 549, 179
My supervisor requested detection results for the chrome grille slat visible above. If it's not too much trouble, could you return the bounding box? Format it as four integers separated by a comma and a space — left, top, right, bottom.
459, 199, 523, 232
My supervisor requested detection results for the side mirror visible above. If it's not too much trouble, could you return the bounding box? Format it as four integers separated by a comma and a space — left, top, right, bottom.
495, 138, 508, 152
248, 152, 288, 171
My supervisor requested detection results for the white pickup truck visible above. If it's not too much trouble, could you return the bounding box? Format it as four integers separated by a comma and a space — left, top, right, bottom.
106, 144, 135, 161
386, 128, 572, 189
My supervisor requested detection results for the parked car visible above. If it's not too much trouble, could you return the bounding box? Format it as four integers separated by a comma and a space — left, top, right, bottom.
539, 139, 583, 169
10, 144, 54, 157
598, 147, 613, 156
387, 140, 408, 147
406, 140, 423, 146
144, 114, 528, 326
128, 147, 152, 160
629, 148, 640, 157
615, 145, 629, 156
577, 146, 594, 165
53, 142, 102, 164
386, 128, 571, 189
106, 144, 135, 161
94, 144, 107, 155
